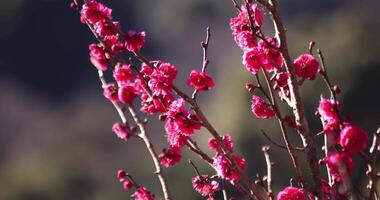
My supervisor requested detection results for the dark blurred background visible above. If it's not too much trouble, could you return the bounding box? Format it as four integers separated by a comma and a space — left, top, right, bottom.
0, 0, 379, 199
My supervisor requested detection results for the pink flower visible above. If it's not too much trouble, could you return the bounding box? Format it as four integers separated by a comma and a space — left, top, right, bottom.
251, 95, 275, 119
140, 94, 167, 115
172, 115, 201, 136
293, 54, 319, 80
113, 64, 134, 85
131, 187, 154, 200
94, 21, 120, 37
208, 134, 234, 154
147, 62, 178, 96
277, 186, 306, 200
258, 38, 283, 71
243, 47, 266, 74
112, 123, 129, 140
89, 43, 108, 71
234, 31, 256, 51
338, 125, 368, 153
317, 98, 340, 131
124, 30, 146, 52
159, 146, 182, 167
151, 61, 178, 83
229, 3, 263, 36
140, 63, 154, 76
324, 152, 354, 183
164, 120, 187, 147
80, 0, 112, 24
187, 70, 215, 91
213, 155, 246, 182
192, 176, 220, 197
167, 98, 186, 118
308, 180, 335, 200
103, 83, 119, 102
118, 85, 137, 104
272, 72, 290, 102
273, 72, 290, 89
103, 35, 124, 52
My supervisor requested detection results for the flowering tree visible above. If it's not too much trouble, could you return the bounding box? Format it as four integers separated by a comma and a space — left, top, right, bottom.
70, 0, 379, 199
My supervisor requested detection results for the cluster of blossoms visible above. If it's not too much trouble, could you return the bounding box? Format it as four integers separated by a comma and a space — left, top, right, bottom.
74, 0, 377, 199
117, 170, 154, 200
208, 135, 246, 183
229, 1, 370, 199
230, 3, 321, 119
191, 175, 220, 199
317, 98, 368, 183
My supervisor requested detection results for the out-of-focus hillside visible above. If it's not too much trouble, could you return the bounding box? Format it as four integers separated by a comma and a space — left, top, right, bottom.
0, 0, 379, 199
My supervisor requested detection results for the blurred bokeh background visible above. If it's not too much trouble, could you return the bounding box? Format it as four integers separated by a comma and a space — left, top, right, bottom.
0, 0, 379, 199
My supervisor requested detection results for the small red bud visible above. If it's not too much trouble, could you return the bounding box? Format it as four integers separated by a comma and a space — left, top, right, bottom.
70, 2, 78, 10
159, 114, 167, 121
262, 145, 270, 152
309, 41, 315, 53
201, 42, 207, 48
117, 170, 127, 181
245, 82, 256, 93
254, 179, 261, 185
332, 85, 341, 94
203, 59, 209, 66
123, 180, 133, 190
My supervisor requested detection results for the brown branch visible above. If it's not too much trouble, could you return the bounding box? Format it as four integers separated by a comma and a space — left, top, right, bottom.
256, 0, 323, 197
254, 74, 271, 101
78, 5, 261, 198
192, 27, 211, 100
367, 127, 380, 200
317, 49, 343, 128
261, 70, 306, 188
127, 106, 172, 200
262, 146, 274, 200
231, 0, 241, 11
75, 9, 173, 200
133, 53, 263, 199
260, 130, 304, 152
126, 173, 140, 188
186, 138, 214, 164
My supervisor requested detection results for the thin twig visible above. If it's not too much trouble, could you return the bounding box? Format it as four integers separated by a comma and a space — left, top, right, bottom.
126, 173, 140, 188
262, 70, 306, 188
231, 0, 241, 11
192, 27, 211, 100
75, 7, 173, 199
367, 127, 380, 200
189, 160, 202, 177
262, 146, 274, 200
186, 138, 214, 164
260, 130, 304, 152
127, 106, 173, 200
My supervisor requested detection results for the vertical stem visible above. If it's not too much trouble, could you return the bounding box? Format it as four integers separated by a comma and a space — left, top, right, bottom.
127, 106, 172, 200
262, 70, 306, 188
262, 146, 274, 200
257, 0, 323, 197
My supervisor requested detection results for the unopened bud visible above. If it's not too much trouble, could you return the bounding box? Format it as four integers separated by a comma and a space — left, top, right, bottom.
332, 85, 341, 94
159, 114, 167, 121
245, 82, 256, 93
201, 41, 207, 48
309, 41, 315, 53
262, 145, 270, 152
